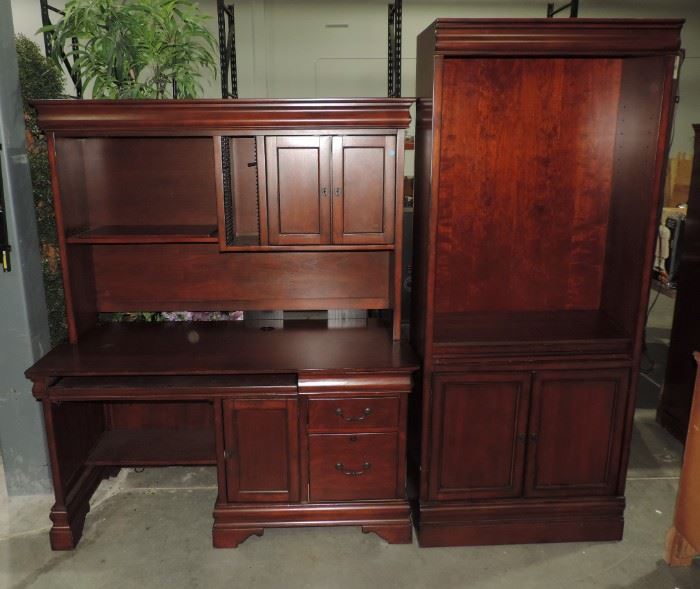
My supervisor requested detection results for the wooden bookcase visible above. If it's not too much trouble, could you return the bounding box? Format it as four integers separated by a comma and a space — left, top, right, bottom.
26, 99, 418, 550
658, 125, 700, 442
410, 19, 683, 547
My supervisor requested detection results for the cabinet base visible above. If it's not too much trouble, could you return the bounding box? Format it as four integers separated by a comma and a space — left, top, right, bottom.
212, 500, 412, 548
416, 497, 625, 547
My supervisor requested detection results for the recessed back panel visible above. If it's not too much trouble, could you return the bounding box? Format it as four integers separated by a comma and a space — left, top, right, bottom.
435, 57, 622, 313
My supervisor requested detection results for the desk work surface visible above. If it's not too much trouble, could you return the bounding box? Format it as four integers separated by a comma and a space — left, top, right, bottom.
26, 319, 418, 378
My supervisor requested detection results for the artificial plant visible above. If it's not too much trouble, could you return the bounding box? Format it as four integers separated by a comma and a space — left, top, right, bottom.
42, 0, 217, 99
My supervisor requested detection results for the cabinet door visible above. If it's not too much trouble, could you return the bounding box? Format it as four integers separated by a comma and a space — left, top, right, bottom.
331, 136, 396, 244
429, 372, 531, 501
266, 136, 331, 245
525, 369, 629, 497
223, 399, 299, 502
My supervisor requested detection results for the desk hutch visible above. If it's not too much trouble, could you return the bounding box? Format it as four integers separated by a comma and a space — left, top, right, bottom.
25, 99, 418, 549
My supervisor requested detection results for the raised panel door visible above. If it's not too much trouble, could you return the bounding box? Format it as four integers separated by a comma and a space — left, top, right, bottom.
266, 136, 331, 245
525, 369, 629, 497
331, 136, 396, 244
223, 399, 299, 502
429, 372, 531, 500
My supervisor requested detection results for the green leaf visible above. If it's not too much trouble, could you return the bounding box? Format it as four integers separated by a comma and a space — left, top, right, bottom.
40, 0, 216, 99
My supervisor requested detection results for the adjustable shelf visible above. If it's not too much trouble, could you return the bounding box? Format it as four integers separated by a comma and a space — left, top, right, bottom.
86, 428, 217, 466
433, 310, 632, 356
65, 225, 219, 244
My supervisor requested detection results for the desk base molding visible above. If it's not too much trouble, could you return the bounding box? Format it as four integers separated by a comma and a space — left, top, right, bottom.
212, 500, 412, 547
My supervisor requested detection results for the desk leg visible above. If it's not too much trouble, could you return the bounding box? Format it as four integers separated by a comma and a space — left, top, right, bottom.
42, 399, 106, 550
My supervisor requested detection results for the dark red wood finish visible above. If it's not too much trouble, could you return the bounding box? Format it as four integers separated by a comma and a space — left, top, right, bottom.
429, 372, 530, 501
29, 324, 416, 549
331, 135, 396, 245
36, 99, 411, 342
526, 369, 629, 497
33, 99, 413, 133
307, 396, 400, 432
27, 99, 416, 550
308, 433, 398, 501
223, 399, 299, 502
411, 19, 682, 547
266, 135, 332, 245
658, 126, 700, 441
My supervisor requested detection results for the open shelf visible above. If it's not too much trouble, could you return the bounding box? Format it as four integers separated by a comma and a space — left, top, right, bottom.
86, 428, 216, 466
66, 225, 219, 244
433, 310, 632, 355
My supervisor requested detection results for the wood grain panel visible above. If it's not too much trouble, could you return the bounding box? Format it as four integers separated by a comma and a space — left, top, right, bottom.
50, 401, 105, 490
307, 397, 400, 432
49, 136, 98, 341
601, 56, 668, 344
429, 19, 683, 56
33, 98, 414, 132
266, 136, 330, 245
526, 369, 628, 496
26, 320, 418, 378
331, 136, 395, 244
86, 429, 216, 466
107, 401, 213, 429
343, 146, 384, 233
91, 245, 390, 310
224, 399, 299, 502
434, 57, 622, 313
308, 433, 398, 501
69, 137, 218, 228
429, 372, 530, 500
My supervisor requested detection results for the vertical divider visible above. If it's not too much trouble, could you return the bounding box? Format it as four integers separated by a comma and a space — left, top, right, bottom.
256, 136, 269, 246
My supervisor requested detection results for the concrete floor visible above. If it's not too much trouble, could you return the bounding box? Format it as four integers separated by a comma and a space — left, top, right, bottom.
1, 292, 699, 588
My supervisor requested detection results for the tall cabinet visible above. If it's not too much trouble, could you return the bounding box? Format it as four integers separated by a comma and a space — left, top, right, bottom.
658, 125, 700, 442
411, 19, 683, 546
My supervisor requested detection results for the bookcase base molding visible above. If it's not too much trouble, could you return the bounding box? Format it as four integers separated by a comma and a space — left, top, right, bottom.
415, 498, 625, 548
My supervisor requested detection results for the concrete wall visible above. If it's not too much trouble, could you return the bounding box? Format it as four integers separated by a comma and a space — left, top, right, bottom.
0, 0, 52, 495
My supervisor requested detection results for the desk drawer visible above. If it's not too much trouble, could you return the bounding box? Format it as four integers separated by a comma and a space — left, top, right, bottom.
307, 397, 399, 432
308, 433, 398, 501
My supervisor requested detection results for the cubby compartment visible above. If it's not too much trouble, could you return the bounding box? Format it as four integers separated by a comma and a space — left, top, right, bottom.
56, 136, 219, 244
92, 400, 216, 466
219, 136, 262, 248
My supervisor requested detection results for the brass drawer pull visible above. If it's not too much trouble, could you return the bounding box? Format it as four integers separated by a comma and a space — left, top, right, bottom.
335, 407, 372, 421
335, 462, 371, 476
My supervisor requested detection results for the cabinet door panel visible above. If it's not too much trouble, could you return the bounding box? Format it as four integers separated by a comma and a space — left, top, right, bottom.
526, 369, 629, 497
266, 136, 331, 245
331, 136, 395, 244
223, 399, 299, 502
429, 372, 530, 500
